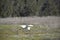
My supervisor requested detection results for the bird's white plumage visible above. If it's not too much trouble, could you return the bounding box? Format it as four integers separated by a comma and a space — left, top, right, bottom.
28, 25, 33, 27
27, 27, 31, 30
20, 25, 26, 28
19, 24, 33, 30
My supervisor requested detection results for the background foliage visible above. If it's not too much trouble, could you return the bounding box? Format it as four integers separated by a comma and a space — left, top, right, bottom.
0, 0, 60, 17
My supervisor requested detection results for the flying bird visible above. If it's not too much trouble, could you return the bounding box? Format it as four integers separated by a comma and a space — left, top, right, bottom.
19, 24, 33, 30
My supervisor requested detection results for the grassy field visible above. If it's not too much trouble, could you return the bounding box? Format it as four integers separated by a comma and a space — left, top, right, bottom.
0, 25, 60, 40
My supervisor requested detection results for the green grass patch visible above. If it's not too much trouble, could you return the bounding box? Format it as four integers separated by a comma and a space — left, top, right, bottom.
0, 25, 60, 40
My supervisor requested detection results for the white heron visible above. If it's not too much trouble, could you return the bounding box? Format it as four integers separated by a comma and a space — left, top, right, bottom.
19, 24, 33, 30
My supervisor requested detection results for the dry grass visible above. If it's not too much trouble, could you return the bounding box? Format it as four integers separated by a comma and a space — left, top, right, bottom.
0, 25, 60, 40
0, 16, 60, 40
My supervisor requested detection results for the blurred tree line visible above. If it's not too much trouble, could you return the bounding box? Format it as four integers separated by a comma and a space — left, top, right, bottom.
0, 0, 60, 17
